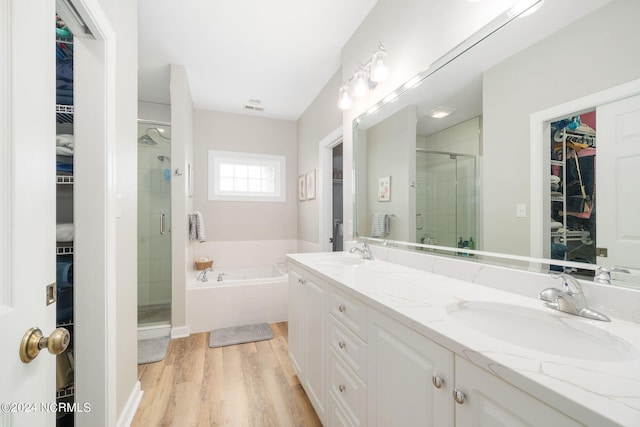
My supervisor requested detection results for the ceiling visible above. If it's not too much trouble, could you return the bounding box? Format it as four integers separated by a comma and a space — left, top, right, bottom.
138, 0, 378, 121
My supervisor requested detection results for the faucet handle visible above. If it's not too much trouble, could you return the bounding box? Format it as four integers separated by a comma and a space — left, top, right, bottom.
551, 273, 583, 294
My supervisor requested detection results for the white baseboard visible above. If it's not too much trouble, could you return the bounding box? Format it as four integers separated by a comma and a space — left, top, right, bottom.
171, 325, 189, 339
116, 381, 143, 427
137, 325, 170, 340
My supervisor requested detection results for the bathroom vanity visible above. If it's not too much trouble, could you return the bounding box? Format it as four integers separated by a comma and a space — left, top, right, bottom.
287, 251, 640, 426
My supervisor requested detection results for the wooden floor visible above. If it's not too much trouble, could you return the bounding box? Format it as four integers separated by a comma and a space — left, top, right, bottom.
132, 322, 322, 427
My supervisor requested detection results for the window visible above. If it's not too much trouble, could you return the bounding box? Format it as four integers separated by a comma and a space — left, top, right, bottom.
208, 150, 286, 202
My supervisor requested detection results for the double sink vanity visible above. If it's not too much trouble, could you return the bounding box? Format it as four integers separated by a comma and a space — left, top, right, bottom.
286, 246, 640, 426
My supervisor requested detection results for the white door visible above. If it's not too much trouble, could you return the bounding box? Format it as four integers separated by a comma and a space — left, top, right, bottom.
0, 0, 59, 425
596, 94, 640, 270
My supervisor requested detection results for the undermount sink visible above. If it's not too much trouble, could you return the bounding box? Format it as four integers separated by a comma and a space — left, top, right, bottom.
315, 256, 365, 267
447, 301, 638, 361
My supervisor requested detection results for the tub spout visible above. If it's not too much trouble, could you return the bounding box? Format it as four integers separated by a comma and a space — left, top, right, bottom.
198, 268, 214, 282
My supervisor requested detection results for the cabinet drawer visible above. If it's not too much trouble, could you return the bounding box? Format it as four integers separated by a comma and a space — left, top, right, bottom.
329, 287, 367, 340
329, 349, 367, 427
329, 315, 367, 381
329, 392, 358, 427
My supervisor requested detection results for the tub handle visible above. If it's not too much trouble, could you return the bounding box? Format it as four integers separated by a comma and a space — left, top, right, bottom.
160, 212, 165, 235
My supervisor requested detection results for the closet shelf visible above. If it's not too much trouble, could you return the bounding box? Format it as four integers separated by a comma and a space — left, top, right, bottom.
57, 319, 74, 327
57, 175, 74, 184
56, 245, 74, 256
56, 104, 74, 124
56, 384, 74, 399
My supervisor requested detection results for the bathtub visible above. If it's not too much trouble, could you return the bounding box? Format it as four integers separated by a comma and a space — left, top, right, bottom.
186, 263, 289, 334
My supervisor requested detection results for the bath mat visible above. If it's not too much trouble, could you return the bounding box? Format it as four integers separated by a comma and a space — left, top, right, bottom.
209, 323, 274, 348
138, 336, 170, 365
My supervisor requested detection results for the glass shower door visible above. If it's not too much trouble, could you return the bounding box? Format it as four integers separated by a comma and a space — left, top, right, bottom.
137, 122, 172, 327
415, 150, 477, 250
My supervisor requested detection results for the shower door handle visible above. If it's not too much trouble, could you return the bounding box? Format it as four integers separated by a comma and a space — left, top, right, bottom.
160, 212, 165, 235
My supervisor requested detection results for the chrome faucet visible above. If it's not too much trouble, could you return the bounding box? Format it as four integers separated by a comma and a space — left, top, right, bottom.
594, 266, 631, 285
349, 242, 374, 260
539, 273, 610, 321
197, 267, 214, 282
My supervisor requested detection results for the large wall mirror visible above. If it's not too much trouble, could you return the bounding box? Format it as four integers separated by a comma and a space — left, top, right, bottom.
354, 0, 640, 287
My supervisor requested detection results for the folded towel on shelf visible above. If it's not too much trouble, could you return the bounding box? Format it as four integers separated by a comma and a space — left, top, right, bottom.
56, 223, 74, 242
371, 213, 390, 238
56, 258, 74, 289
189, 211, 207, 242
56, 160, 73, 173
57, 146, 74, 156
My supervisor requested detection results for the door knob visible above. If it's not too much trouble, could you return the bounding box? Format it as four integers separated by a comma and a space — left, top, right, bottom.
20, 327, 70, 363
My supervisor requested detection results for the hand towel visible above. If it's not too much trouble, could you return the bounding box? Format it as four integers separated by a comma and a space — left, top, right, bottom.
189, 211, 207, 242
371, 213, 390, 238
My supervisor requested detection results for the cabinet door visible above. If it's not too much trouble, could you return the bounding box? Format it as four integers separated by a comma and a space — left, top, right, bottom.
287, 267, 304, 376
368, 311, 454, 427
454, 357, 584, 426
302, 274, 327, 421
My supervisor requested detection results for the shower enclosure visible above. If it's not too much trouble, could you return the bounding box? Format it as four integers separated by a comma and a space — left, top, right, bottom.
137, 122, 172, 327
415, 149, 477, 249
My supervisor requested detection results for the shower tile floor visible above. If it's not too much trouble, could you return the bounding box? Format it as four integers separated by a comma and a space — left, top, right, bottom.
138, 303, 171, 326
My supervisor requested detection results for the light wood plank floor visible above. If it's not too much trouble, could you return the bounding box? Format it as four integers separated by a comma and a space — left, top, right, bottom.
132, 322, 322, 427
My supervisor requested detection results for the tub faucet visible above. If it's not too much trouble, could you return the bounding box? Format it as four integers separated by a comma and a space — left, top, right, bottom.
349, 242, 374, 260
538, 273, 610, 322
198, 268, 214, 282
594, 266, 631, 284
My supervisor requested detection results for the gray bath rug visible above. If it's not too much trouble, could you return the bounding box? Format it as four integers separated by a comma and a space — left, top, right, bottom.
138, 336, 170, 364
209, 323, 274, 348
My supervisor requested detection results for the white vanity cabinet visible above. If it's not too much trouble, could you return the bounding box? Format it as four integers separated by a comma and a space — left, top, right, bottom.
327, 286, 369, 426
453, 357, 584, 427
288, 266, 327, 423
367, 309, 454, 427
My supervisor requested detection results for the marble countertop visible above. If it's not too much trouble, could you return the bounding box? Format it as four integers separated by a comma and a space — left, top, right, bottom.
287, 252, 640, 427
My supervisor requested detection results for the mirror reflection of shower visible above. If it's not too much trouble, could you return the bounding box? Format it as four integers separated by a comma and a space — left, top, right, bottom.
137, 121, 172, 327
138, 127, 171, 146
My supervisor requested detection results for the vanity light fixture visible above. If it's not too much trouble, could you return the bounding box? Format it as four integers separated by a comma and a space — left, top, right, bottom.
338, 42, 389, 110
429, 106, 456, 118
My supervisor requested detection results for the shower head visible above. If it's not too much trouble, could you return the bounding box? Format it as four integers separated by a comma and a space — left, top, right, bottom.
138, 134, 158, 145
138, 127, 170, 145
157, 155, 170, 162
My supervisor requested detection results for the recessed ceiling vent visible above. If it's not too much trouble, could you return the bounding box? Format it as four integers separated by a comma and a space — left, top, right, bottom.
244, 99, 264, 112
244, 105, 265, 112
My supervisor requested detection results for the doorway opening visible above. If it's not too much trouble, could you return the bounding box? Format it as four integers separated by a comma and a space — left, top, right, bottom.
332, 143, 344, 252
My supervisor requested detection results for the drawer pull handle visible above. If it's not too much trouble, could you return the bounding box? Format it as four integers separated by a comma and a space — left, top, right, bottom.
338, 384, 346, 393
453, 388, 465, 404
338, 304, 346, 313
338, 341, 346, 349
432, 375, 443, 389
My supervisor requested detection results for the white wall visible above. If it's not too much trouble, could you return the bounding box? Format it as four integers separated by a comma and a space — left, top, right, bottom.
91, 0, 139, 421
170, 64, 194, 335
192, 110, 297, 242
482, 0, 640, 256
296, 69, 343, 250
138, 101, 170, 124
363, 105, 416, 241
